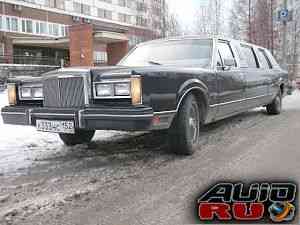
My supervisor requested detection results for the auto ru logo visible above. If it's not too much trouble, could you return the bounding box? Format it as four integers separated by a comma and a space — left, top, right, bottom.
197, 182, 297, 223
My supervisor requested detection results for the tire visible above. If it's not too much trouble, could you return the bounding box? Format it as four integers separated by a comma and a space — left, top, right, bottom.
168, 94, 201, 155
266, 91, 282, 115
59, 130, 95, 146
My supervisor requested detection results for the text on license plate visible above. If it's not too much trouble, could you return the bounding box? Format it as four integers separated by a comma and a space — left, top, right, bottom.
36, 120, 75, 134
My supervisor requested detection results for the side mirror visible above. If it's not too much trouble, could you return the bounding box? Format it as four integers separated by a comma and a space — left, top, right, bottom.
223, 59, 235, 70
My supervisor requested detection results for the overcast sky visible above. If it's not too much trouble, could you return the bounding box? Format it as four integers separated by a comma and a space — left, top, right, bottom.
167, 0, 233, 33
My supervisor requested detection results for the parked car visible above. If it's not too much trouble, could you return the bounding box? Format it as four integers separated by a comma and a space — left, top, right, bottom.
1, 37, 289, 155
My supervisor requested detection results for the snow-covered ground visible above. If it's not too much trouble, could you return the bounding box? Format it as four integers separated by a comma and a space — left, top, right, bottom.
0, 90, 130, 176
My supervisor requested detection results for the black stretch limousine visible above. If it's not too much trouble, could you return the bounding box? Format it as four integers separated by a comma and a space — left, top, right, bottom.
1, 37, 289, 155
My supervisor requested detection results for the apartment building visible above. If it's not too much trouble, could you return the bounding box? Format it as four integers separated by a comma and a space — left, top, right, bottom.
0, 0, 164, 67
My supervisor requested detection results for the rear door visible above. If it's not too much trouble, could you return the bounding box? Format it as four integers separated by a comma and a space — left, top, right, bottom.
241, 45, 272, 108
215, 40, 246, 117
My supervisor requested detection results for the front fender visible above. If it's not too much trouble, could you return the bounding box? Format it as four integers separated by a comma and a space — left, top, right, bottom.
176, 79, 209, 111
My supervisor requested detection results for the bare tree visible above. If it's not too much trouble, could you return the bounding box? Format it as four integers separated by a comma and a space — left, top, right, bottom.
193, 0, 225, 36
229, 0, 251, 40
148, 0, 182, 38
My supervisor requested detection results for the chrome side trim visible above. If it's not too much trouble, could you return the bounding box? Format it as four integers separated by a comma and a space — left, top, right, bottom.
1, 112, 26, 115
94, 79, 131, 84
209, 94, 272, 108
82, 114, 153, 118
31, 113, 76, 117
154, 110, 177, 115
176, 87, 204, 111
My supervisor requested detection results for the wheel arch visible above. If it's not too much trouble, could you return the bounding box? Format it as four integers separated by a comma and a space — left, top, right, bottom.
176, 80, 209, 123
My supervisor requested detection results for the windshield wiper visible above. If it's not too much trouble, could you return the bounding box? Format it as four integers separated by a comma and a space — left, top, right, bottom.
148, 60, 162, 65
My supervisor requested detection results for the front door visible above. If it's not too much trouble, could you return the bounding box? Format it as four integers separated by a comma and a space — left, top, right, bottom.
215, 41, 246, 118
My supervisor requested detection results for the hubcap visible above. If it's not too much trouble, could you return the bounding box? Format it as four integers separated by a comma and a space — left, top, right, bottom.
188, 103, 200, 144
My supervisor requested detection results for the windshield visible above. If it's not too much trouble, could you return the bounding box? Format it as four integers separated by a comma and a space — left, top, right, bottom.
118, 39, 213, 68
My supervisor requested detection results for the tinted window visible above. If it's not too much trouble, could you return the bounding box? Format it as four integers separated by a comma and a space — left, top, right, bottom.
240, 45, 258, 68
257, 49, 272, 69
217, 41, 236, 67
119, 39, 213, 67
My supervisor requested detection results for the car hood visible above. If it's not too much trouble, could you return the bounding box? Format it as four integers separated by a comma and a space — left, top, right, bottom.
92, 65, 213, 80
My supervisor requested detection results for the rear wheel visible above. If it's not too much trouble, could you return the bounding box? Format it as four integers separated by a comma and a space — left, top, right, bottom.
168, 94, 201, 155
59, 130, 95, 146
266, 91, 282, 115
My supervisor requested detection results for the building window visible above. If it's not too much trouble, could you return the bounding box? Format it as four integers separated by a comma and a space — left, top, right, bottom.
0, 43, 4, 56
26, 20, 33, 33
21, 20, 26, 32
35, 21, 40, 34
53, 24, 59, 36
40, 22, 47, 34
94, 51, 108, 64
136, 1, 147, 12
119, 13, 131, 23
98, 8, 112, 20
136, 16, 147, 26
11, 18, 18, 32
0, 15, 66, 37
119, 13, 126, 22
82, 4, 91, 15
6, 17, 10, 31
61, 26, 66, 37
73, 2, 82, 13
73, 2, 91, 15
48, 23, 53, 35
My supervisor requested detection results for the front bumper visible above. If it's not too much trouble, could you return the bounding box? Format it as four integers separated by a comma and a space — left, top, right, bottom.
1, 106, 160, 131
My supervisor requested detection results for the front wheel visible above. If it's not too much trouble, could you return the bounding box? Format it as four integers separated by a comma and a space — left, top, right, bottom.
59, 130, 95, 146
168, 94, 201, 155
266, 91, 282, 115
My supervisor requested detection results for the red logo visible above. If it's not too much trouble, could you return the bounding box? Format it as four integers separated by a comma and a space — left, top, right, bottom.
197, 182, 296, 223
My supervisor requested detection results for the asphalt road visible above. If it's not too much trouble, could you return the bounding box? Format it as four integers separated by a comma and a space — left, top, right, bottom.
0, 91, 300, 225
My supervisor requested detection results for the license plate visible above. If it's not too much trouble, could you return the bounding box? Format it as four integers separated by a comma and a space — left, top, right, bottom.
36, 120, 75, 134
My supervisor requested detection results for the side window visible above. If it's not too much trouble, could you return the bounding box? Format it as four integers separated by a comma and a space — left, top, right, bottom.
240, 45, 258, 68
217, 41, 237, 67
257, 49, 272, 69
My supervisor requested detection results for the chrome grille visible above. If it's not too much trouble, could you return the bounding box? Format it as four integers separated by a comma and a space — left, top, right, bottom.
43, 76, 85, 108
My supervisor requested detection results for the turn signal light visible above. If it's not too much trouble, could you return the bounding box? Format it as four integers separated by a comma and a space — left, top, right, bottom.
7, 83, 17, 106
131, 76, 142, 105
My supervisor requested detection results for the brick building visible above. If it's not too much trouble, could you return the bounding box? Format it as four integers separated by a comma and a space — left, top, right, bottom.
0, 0, 164, 67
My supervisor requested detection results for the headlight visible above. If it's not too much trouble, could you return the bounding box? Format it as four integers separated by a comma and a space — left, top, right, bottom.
32, 87, 43, 98
7, 83, 17, 105
95, 84, 114, 97
94, 77, 142, 105
20, 87, 31, 98
115, 83, 130, 96
19, 84, 43, 100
